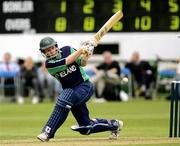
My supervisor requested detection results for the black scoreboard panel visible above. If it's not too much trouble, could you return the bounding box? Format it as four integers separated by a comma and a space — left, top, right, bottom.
0, 0, 180, 33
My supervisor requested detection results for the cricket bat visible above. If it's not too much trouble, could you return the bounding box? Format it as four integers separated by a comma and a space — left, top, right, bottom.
93, 10, 123, 43
81, 10, 123, 57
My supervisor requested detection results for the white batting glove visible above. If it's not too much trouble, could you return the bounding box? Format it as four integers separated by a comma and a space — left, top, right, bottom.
82, 38, 98, 47
81, 43, 94, 57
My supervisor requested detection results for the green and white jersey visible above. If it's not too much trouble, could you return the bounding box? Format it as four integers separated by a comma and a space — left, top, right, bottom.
45, 46, 89, 89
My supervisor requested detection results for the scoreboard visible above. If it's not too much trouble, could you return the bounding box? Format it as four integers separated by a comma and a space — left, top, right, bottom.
0, 0, 180, 33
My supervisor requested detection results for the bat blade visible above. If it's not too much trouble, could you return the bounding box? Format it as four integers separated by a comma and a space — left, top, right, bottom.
94, 10, 123, 43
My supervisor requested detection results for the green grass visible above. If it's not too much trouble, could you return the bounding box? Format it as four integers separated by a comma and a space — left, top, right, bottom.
0, 98, 180, 146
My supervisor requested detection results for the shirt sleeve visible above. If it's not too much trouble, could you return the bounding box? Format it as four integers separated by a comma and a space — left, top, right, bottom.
70, 47, 82, 66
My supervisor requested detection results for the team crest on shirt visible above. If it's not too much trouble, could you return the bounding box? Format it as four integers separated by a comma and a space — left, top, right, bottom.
56, 65, 77, 78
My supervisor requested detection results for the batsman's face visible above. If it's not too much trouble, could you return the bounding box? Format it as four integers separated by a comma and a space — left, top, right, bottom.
44, 46, 57, 58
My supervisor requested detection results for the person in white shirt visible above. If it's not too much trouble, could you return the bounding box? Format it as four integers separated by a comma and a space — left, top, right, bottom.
0, 52, 20, 102
0, 52, 20, 72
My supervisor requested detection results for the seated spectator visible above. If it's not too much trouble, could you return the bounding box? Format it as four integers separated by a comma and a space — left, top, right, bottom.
125, 52, 154, 99
0, 52, 20, 102
91, 51, 127, 101
38, 61, 62, 102
19, 57, 40, 104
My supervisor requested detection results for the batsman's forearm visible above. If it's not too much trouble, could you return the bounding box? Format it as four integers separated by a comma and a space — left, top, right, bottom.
66, 49, 82, 65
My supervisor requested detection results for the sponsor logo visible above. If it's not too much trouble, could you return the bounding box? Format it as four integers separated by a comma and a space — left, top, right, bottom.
45, 126, 51, 133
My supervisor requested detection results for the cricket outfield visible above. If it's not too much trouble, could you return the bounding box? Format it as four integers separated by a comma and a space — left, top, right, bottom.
0, 99, 180, 146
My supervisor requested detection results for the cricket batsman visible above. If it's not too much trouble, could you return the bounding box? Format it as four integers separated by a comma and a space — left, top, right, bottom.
37, 37, 123, 142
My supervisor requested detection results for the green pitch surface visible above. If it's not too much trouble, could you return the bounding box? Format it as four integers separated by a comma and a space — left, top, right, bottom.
0, 99, 180, 146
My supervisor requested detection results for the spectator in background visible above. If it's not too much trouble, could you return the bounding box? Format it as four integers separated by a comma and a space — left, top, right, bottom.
125, 52, 154, 99
0, 52, 20, 102
91, 51, 127, 101
19, 57, 40, 104
0, 52, 19, 72
38, 61, 62, 102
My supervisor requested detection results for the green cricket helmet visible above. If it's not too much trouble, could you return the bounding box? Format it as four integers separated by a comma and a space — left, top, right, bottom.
39, 37, 60, 59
